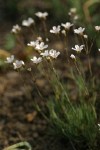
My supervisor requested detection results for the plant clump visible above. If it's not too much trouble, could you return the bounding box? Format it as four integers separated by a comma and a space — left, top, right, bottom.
4, 8, 100, 150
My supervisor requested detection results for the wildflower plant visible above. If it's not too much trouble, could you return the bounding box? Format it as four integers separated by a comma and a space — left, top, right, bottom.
50, 26, 61, 34
22, 17, 34, 27
11, 24, 21, 34
61, 22, 73, 30
5, 9, 100, 150
5, 55, 14, 64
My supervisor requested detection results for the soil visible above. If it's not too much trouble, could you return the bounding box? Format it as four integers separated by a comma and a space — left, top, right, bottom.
0, 70, 72, 150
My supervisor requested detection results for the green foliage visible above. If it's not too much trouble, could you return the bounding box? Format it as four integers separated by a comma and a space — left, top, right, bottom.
47, 59, 99, 149
4, 34, 16, 51
4, 141, 32, 150
50, 0, 67, 21
48, 98, 98, 149
0, 59, 6, 68
45, 0, 68, 23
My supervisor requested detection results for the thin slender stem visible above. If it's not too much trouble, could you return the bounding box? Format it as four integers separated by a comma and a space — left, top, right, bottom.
87, 54, 92, 76
74, 61, 89, 95
83, 37, 92, 76
29, 68, 44, 100
89, 32, 98, 53
64, 31, 69, 62
3, 141, 32, 150
49, 59, 74, 109
42, 19, 47, 39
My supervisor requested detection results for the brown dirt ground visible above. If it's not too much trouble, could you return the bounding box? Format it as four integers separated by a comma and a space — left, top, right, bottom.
0, 70, 72, 150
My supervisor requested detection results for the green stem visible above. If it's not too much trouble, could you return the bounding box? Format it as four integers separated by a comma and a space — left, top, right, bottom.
3, 141, 32, 150
74, 61, 89, 95
49, 59, 75, 110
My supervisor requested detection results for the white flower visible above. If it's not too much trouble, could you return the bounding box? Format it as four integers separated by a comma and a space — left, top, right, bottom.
74, 27, 85, 35
61, 30, 66, 36
74, 15, 79, 20
27, 40, 39, 47
31, 56, 42, 64
41, 49, 60, 59
98, 49, 100, 52
95, 26, 100, 31
27, 68, 32, 71
72, 45, 84, 52
5, 55, 14, 63
46, 38, 49, 42
35, 12, 48, 19
70, 54, 76, 59
35, 42, 48, 51
22, 18, 34, 27
68, 8, 77, 16
61, 22, 73, 30
11, 24, 21, 33
83, 34, 88, 39
98, 123, 100, 127
49, 49, 60, 59
70, 8, 77, 13
98, 123, 100, 130
28, 40, 48, 51
37, 36, 43, 42
40, 50, 50, 57
50, 26, 60, 34
13, 60, 24, 69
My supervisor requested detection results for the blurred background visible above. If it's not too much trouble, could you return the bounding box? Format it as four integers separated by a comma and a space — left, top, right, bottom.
0, 0, 100, 23
0, 0, 100, 65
